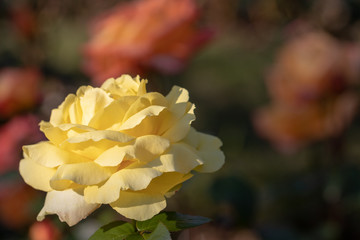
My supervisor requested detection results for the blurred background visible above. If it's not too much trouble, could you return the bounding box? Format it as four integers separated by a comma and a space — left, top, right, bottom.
2, 0, 360, 239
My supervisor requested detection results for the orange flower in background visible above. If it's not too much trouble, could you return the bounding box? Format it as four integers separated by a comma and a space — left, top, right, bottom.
84, 0, 212, 85
254, 30, 360, 152
0, 115, 44, 174
254, 93, 358, 153
0, 68, 42, 118
267, 32, 351, 105
29, 220, 61, 240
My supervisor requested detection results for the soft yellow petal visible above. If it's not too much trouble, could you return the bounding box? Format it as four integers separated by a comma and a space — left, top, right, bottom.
37, 189, 100, 226
101, 75, 144, 97
94, 145, 130, 166
133, 135, 170, 162
79, 87, 113, 125
68, 97, 83, 125
119, 106, 166, 131
40, 122, 95, 146
19, 158, 56, 192
23, 141, 89, 168
65, 130, 134, 143
149, 143, 203, 174
195, 150, 225, 173
110, 191, 166, 221
185, 130, 225, 173
50, 162, 114, 190
162, 104, 195, 142
166, 86, 189, 106
49, 94, 76, 126
84, 168, 162, 204
88, 96, 137, 130
142, 172, 193, 195
121, 92, 166, 123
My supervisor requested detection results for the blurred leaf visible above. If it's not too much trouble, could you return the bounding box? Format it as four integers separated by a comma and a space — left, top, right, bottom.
143, 222, 171, 240
89, 220, 142, 240
136, 211, 211, 232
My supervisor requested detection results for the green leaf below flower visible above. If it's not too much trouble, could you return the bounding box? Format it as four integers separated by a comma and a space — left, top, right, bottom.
136, 211, 211, 232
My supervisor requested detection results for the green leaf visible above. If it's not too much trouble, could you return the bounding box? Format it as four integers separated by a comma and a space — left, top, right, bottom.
146, 222, 171, 240
89, 220, 144, 240
136, 211, 211, 233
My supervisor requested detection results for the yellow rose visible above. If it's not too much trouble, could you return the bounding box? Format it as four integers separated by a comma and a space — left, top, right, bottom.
19, 75, 224, 226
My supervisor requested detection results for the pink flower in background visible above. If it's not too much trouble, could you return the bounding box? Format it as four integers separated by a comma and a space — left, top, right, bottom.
83, 0, 212, 85
0, 115, 44, 174
0, 68, 42, 118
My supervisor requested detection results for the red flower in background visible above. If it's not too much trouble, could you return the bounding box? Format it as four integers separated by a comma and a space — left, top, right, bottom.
254, 30, 360, 153
0, 115, 44, 174
0, 68, 42, 118
84, 0, 212, 85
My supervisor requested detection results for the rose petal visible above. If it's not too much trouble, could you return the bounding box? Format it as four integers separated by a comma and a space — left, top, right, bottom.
50, 162, 115, 190
88, 96, 137, 130
166, 86, 189, 106
49, 94, 76, 126
119, 105, 166, 131
149, 143, 203, 173
37, 189, 100, 226
162, 103, 195, 142
133, 135, 170, 162
110, 191, 166, 221
19, 158, 56, 192
84, 168, 162, 204
23, 141, 89, 168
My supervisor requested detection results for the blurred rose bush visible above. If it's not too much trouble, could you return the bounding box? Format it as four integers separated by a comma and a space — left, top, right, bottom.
254, 31, 360, 152
19, 75, 224, 226
83, 0, 212, 85
0, 68, 42, 118
0, 182, 38, 229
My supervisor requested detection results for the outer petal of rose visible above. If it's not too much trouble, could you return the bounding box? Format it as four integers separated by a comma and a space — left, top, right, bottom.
19, 158, 56, 192
49, 94, 76, 126
37, 189, 100, 227
79, 87, 113, 125
119, 105, 166, 131
142, 172, 193, 195
162, 104, 195, 142
23, 141, 89, 168
184, 129, 225, 173
50, 162, 115, 190
197, 132, 224, 171
149, 143, 203, 174
110, 191, 166, 221
84, 168, 162, 204
166, 86, 189, 106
